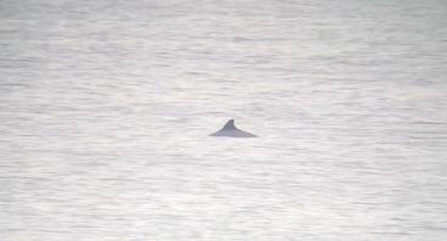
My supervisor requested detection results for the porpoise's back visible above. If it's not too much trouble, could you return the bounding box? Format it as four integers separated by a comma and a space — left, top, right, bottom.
210, 119, 257, 138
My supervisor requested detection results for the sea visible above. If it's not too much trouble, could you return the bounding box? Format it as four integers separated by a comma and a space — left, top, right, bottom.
1, 0, 446, 240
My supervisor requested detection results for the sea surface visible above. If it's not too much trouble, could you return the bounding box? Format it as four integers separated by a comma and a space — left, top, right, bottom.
1, 0, 447, 240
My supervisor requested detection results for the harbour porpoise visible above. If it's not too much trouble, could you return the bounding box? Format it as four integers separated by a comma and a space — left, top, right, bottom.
210, 119, 257, 138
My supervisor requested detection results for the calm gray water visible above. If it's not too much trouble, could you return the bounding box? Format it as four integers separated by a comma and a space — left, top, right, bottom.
1, 0, 447, 240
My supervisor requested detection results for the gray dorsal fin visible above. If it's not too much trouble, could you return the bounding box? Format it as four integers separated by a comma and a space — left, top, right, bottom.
210, 119, 257, 138
222, 119, 236, 130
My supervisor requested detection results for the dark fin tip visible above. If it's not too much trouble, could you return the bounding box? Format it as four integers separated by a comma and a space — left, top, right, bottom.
222, 119, 236, 130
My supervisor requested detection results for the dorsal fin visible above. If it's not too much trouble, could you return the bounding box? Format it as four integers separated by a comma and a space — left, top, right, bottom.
222, 119, 236, 130
210, 119, 257, 138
